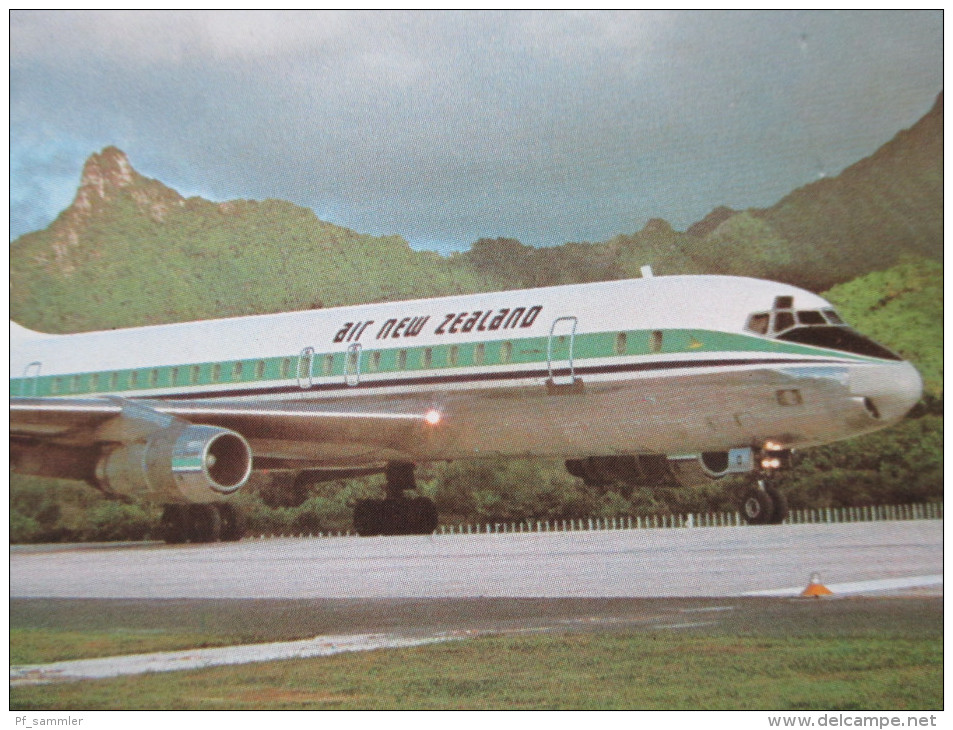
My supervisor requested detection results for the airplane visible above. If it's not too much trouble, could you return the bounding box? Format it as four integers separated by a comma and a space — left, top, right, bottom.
10, 271, 923, 543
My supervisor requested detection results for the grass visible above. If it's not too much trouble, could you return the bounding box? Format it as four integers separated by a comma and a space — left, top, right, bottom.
10, 629, 942, 711
10, 597, 943, 710
10, 628, 250, 666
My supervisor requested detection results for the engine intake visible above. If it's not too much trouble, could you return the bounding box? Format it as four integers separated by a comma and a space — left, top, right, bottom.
95, 424, 252, 503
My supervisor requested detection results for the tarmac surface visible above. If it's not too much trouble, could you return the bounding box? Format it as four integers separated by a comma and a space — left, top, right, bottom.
10, 520, 942, 599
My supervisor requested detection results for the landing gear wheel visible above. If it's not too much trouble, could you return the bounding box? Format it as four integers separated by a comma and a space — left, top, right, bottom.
765, 485, 788, 524
217, 503, 247, 541
354, 499, 386, 537
159, 504, 188, 544
353, 497, 438, 536
187, 504, 222, 543
742, 484, 775, 525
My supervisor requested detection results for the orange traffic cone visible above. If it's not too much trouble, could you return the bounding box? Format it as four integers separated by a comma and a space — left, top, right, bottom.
801, 572, 834, 597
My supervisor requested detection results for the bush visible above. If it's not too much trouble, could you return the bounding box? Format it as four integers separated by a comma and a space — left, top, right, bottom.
10, 511, 41, 543
82, 502, 155, 542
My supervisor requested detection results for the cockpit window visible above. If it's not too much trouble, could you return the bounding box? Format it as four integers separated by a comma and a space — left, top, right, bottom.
796, 310, 826, 326
823, 308, 844, 325
773, 311, 795, 332
744, 302, 897, 359
746, 313, 770, 335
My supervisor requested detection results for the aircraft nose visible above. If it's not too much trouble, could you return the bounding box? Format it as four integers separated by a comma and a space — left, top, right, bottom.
849, 361, 923, 423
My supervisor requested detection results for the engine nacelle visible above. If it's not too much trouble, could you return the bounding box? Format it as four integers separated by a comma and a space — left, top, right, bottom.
566, 450, 752, 489
95, 424, 252, 503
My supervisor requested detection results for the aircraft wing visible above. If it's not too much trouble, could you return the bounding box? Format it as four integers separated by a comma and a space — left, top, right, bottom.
10, 396, 442, 465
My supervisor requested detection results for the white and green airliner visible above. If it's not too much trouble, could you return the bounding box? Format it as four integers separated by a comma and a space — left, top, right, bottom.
10, 272, 922, 542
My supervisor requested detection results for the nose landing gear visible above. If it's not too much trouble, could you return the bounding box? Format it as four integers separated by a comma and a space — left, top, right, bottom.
741, 478, 788, 525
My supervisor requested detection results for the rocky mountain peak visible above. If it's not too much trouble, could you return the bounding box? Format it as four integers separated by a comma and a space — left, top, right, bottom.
43, 147, 185, 274
76, 146, 136, 204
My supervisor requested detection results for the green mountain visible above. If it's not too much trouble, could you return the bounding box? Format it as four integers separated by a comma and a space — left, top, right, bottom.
453, 93, 942, 292
11, 93, 941, 333
10, 147, 486, 333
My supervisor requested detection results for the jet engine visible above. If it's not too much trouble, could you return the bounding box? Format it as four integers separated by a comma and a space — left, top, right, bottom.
566, 450, 752, 489
94, 424, 252, 503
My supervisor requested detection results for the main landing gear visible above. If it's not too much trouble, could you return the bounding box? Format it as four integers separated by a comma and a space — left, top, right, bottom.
353, 462, 439, 537
159, 502, 247, 544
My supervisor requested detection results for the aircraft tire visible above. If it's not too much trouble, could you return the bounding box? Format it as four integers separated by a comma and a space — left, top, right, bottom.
354, 499, 386, 536
406, 496, 438, 535
188, 504, 222, 543
159, 504, 189, 544
741, 485, 774, 525
217, 503, 247, 541
354, 497, 438, 536
765, 485, 789, 524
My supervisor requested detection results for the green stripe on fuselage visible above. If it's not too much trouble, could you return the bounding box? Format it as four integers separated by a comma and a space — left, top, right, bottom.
9, 328, 872, 398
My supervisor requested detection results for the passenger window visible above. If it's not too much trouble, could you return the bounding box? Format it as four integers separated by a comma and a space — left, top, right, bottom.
170, 367, 179, 384
397, 350, 408, 370
90, 373, 100, 391
650, 331, 663, 354
500, 341, 513, 364
129, 371, 138, 388
233, 362, 243, 381
281, 358, 291, 378
370, 351, 382, 372
70, 375, 81, 393
190, 365, 200, 384
52, 377, 61, 394
615, 332, 627, 355
474, 343, 485, 366
150, 369, 159, 387
323, 354, 334, 376
422, 348, 433, 369
255, 361, 266, 379
110, 372, 120, 390
448, 345, 459, 367
212, 364, 222, 382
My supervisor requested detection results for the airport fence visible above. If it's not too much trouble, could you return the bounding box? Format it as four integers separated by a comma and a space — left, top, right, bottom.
251, 501, 943, 540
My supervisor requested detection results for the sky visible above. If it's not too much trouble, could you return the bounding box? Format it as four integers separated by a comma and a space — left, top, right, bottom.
9, 10, 943, 252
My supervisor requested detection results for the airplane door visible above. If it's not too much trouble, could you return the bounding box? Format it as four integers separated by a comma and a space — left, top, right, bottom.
297, 347, 315, 389
345, 343, 362, 386
547, 317, 578, 387
23, 361, 41, 396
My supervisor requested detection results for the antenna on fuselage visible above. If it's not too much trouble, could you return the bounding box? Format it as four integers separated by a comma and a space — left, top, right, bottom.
640, 265, 654, 278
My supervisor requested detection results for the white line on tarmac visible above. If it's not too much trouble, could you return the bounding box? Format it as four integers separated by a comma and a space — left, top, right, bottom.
739, 574, 943, 597
10, 633, 452, 687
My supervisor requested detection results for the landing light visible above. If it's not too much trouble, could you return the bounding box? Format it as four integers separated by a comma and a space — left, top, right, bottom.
424, 409, 442, 426
761, 457, 782, 470
763, 441, 783, 452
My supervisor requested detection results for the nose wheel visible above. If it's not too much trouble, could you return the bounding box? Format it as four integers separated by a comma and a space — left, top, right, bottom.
741, 479, 788, 525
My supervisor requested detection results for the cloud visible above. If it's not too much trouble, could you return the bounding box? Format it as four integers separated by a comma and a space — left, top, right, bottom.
10, 10, 943, 249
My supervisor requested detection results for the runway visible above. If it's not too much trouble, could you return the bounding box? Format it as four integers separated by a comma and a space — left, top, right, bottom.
10, 520, 942, 599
